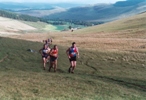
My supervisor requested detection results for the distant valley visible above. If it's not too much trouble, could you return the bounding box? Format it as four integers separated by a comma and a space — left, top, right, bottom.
0, 0, 146, 32
46, 0, 146, 22
0, 0, 146, 23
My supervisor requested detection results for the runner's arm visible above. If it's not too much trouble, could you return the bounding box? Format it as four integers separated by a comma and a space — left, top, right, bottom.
39, 48, 43, 56
56, 49, 58, 57
76, 47, 79, 58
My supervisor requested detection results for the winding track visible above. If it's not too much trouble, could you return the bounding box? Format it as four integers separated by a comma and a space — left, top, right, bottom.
0, 55, 8, 63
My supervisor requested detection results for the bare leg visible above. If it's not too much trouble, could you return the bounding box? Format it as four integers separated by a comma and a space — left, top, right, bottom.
71, 61, 76, 73
54, 60, 57, 72
68, 59, 72, 73
47, 56, 50, 63
70, 61, 74, 73
43, 58, 47, 70
48, 61, 53, 72
68, 65, 72, 73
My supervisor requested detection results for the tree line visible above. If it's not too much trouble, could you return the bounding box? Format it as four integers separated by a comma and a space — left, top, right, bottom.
0, 9, 40, 22
0, 9, 104, 26
44, 18, 104, 26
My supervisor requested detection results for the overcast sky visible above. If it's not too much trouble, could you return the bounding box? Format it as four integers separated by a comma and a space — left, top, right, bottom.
0, 0, 126, 4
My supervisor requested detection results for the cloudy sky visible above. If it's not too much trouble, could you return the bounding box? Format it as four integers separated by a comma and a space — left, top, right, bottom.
0, 0, 126, 4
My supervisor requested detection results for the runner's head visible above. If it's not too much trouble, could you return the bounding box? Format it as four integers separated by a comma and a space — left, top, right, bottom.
43, 44, 48, 49
72, 42, 76, 47
54, 45, 57, 50
45, 40, 48, 44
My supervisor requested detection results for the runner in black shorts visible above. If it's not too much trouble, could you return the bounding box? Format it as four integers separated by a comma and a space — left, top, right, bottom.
49, 45, 58, 72
66, 42, 79, 73
69, 56, 76, 62
39, 44, 50, 70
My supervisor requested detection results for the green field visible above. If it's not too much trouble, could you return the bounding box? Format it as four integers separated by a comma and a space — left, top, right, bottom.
21, 21, 86, 32
0, 37, 146, 100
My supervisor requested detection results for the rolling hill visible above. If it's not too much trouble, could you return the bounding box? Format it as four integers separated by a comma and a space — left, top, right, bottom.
0, 2, 84, 17
46, 0, 146, 22
0, 16, 36, 36
75, 11, 146, 34
1, 0, 146, 23
0, 0, 146, 26
49, 12, 146, 52
2, 11, 146, 52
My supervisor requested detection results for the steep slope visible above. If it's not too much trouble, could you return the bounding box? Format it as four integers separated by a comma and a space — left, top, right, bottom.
76, 11, 146, 34
0, 36, 146, 100
0, 11, 146, 100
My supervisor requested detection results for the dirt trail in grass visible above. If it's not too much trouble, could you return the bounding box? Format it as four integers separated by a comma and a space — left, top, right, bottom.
0, 55, 8, 63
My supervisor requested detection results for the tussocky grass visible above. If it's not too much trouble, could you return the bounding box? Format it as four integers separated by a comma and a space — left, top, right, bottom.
0, 37, 146, 100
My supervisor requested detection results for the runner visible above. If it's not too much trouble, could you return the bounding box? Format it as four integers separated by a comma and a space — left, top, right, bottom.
66, 42, 79, 73
49, 45, 58, 72
39, 44, 51, 70
44, 40, 50, 48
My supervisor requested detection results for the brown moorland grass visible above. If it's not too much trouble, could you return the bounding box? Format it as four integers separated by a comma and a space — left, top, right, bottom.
2, 12, 145, 53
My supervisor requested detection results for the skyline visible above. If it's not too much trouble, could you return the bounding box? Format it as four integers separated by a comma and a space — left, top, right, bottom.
0, 0, 126, 4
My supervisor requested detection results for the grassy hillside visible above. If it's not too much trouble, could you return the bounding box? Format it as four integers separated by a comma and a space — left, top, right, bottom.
0, 37, 146, 100
76, 12, 146, 34
1, 9, 146, 100
31, 12, 146, 53
10, 12, 146, 53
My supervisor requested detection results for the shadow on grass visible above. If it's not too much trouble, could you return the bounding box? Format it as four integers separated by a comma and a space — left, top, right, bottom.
56, 68, 66, 73
85, 58, 98, 71
98, 75, 146, 92
76, 72, 146, 92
